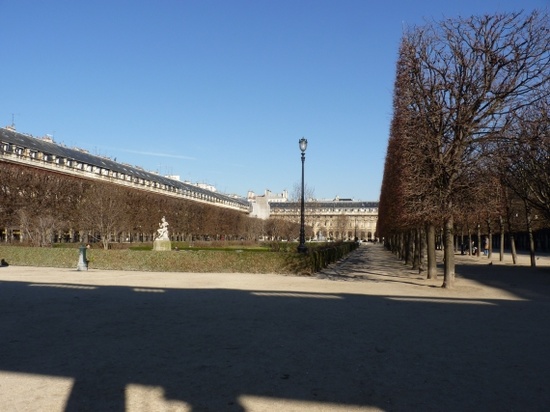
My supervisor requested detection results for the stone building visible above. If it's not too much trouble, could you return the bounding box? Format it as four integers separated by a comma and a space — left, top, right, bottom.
1, 125, 379, 242
0, 126, 249, 212
248, 190, 379, 241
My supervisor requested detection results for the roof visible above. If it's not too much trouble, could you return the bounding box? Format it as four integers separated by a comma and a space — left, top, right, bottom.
270, 200, 379, 210
0, 127, 249, 208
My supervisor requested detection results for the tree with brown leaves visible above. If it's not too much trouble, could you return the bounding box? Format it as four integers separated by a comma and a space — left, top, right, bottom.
380, 10, 550, 288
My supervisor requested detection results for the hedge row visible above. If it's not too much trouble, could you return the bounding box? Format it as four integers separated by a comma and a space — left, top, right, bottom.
0, 242, 358, 275
306, 242, 360, 273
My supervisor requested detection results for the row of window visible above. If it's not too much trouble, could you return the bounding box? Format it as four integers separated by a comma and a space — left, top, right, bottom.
271, 207, 378, 214
1, 141, 247, 211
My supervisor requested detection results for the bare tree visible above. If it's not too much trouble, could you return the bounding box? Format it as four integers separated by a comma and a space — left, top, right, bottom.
499, 93, 550, 220
78, 182, 129, 249
290, 182, 315, 202
381, 11, 550, 288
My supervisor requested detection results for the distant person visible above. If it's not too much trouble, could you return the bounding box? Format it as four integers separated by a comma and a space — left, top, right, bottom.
483, 236, 489, 256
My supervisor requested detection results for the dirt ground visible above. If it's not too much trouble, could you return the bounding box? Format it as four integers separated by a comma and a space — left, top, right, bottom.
0, 243, 549, 411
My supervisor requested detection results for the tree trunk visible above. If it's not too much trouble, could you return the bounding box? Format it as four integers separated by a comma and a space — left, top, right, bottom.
426, 223, 437, 280
411, 230, 420, 270
524, 200, 536, 267
404, 231, 411, 265
486, 220, 492, 259
442, 216, 455, 289
499, 216, 504, 262
510, 233, 518, 264
418, 227, 426, 273
476, 225, 481, 258
528, 226, 536, 267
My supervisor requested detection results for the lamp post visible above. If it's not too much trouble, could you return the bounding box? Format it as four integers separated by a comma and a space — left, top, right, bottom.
298, 138, 308, 253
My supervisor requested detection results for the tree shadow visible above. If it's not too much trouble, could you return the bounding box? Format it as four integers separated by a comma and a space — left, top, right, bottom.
318, 244, 435, 286
0, 278, 549, 411
455, 260, 550, 302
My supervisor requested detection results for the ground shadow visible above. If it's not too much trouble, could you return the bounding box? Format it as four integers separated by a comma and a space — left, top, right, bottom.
0, 277, 549, 411
454, 257, 550, 302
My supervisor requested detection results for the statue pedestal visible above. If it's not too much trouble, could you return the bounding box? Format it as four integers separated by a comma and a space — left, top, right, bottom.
153, 239, 172, 251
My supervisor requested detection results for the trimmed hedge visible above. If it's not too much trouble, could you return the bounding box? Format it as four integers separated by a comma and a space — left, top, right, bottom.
307, 241, 360, 273
0, 242, 358, 275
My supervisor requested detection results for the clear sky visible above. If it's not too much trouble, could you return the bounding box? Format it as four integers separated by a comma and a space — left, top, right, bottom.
1, 0, 547, 201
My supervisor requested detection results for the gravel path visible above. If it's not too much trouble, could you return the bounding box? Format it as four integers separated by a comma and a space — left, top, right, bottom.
1, 244, 549, 411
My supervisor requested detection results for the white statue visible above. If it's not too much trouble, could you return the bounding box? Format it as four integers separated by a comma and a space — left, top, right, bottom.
155, 216, 169, 240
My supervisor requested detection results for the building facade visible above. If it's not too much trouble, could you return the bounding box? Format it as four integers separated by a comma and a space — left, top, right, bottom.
0, 126, 249, 213
248, 190, 379, 241
1, 126, 379, 242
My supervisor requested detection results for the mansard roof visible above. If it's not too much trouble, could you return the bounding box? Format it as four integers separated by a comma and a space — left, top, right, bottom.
270, 200, 379, 210
0, 127, 249, 208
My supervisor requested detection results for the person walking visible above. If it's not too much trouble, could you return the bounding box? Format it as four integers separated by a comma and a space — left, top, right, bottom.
483, 236, 489, 256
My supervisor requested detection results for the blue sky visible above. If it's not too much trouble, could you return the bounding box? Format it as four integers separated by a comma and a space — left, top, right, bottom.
1, 0, 547, 201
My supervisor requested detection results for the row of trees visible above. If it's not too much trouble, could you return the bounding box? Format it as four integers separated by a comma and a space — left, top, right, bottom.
0, 163, 307, 249
378, 10, 550, 288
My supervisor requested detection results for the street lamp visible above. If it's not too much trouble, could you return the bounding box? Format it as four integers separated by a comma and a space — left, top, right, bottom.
297, 137, 308, 253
